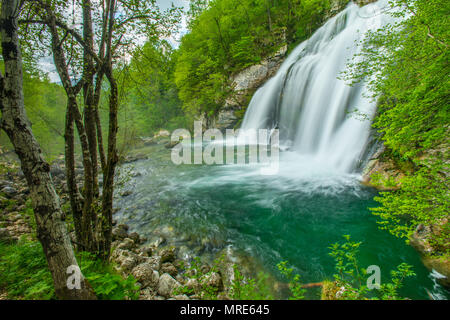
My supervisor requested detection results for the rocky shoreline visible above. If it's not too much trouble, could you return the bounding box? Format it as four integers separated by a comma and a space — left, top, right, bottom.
0, 155, 247, 300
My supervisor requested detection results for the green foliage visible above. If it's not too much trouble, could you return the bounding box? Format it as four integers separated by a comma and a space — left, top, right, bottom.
371, 164, 450, 256
175, 0, 334, 117
116, 40, 189, 151
175, 254, 273, 300
277, 261, 306, 300
230, 265, 273, 300
327, 235, 415, 300
0, 240, 139, 300
344, 0, 449, 160
78, 252, 140, 300
0, 239, 56, 299
0, 71, 67, 159
343, 0, 449, 257
174, 256, 220, 299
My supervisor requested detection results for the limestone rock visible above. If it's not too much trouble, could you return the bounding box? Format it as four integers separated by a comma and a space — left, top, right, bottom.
157, 273, 181, 298
159, 247, 176, 263
116, 238, 136, 251
160, 262, 178, 277
112, 225, 129, 241
131, 264, 160, 289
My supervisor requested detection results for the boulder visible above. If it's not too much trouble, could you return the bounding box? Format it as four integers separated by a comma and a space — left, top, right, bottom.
185, 278, 200, 292
129, 232, 140, 244
159, 247, 176, 263
160, 262, 178, 277
112, 225, 128, 241
131, 264, 160, 289
138, 246, 153, 257
111, 249, 145, 273
157, 273, 181, 298
145, 256, 161, 271
116, 238, 136, 251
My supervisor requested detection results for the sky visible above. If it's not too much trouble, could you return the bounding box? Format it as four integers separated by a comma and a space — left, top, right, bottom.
43, 0, 190, 82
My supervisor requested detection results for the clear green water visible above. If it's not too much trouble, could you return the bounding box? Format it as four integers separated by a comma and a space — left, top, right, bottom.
115, 144, 448, 300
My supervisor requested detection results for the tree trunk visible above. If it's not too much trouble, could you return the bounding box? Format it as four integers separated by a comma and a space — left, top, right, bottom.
0, 0, 96, 300
46, 10, 96, 252
64, 96, 84, 247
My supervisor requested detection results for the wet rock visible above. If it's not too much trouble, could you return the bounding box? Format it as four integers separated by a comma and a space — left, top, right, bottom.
150, 236, 166, 248
130, 171, 142, 178
144, 256, 161, 271
142, 137, 156, 146
138, 246, 153, 257
159, 247, 176, 263
160, 262, 178, 277
165, 141, 179, 149
157, 273, 181, 298
129, 232, 140, 244
112, 224, 129, 241
111, 249, 145, 273
410, 220, 450, 288
131, 264, 160, 289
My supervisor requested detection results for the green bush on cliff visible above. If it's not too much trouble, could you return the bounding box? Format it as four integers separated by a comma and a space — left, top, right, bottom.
371, 163, 450, 257
344, 0, 449, 256
175, 0, 333, 117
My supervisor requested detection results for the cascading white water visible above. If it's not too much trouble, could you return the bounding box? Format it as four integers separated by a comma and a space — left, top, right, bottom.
240, 0, 392, 173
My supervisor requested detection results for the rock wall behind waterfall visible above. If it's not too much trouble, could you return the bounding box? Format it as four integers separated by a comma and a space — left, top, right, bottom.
206, 45, 287, 131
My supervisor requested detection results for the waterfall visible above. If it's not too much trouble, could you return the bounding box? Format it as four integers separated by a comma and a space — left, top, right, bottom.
240, 0, 392, 173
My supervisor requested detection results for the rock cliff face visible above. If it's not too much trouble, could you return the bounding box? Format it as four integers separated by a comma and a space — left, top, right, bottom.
207, 45, 288, 132
361, 144, 405, 190
362, 143, 450, 288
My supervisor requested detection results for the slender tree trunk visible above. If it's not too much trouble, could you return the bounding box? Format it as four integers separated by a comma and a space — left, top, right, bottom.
0, 0, 96, 300
82, 0, 99, 198
98, 0, 119, 260
46, 11, 96, 252
99, 75, 118, 260
64, 96, 84, 247
94, 70, 106, 172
